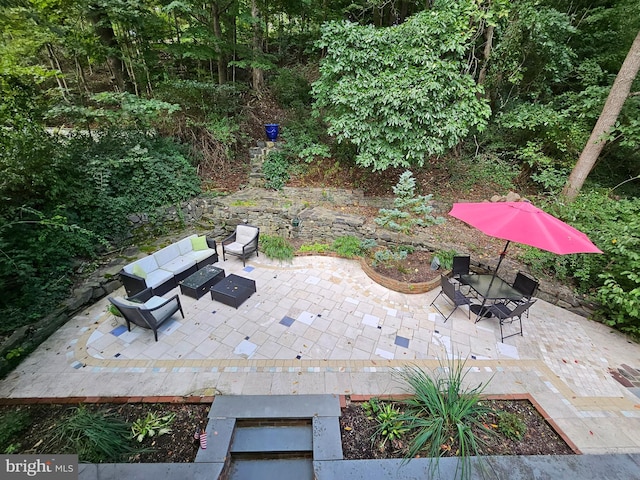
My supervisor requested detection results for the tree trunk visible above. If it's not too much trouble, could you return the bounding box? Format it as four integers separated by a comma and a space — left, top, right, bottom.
87, 4, 127, 92
251, 0, 263, 91
212, 3, 227, 84
477, 24, 494, 88
562, 30, 640, 200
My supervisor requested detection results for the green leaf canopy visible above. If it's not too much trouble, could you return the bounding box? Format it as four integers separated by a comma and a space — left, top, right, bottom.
312, 3, 491, 171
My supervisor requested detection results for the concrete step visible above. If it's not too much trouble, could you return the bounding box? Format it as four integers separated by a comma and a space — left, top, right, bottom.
231, 425, 313, 453
229, 458, 313, 480
210, 394, 341, 419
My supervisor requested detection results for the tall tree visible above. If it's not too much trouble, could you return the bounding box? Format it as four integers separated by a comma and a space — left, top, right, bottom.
562, 31, 640, 200
251, 0, 264, 90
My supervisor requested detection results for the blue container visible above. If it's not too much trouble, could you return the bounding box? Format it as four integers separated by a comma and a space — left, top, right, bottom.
265, 123, 279, 141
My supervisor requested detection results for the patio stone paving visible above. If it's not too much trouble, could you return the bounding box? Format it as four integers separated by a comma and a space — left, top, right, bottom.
1, 254, 640, 455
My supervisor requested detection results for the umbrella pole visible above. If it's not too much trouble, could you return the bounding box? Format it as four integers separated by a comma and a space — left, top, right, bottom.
494, 241, 511, 275
486, 241, 511, 293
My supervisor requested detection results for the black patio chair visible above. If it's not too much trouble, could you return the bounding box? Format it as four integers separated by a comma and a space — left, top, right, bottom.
452, 255, 471, 278
485, 299, 536, 342
511, 271, 539, 317
430, 275, 474, 322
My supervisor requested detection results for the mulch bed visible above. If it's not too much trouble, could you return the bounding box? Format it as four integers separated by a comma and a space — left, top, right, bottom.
340, 399, 575, 460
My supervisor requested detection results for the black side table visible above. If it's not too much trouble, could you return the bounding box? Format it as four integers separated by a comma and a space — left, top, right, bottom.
210, 274, 256, 308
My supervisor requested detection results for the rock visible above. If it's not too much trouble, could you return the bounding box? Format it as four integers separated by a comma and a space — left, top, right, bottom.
506, 191, 521, 202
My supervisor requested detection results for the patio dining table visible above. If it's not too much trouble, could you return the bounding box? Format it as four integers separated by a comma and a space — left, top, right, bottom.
459, 274, 524, 322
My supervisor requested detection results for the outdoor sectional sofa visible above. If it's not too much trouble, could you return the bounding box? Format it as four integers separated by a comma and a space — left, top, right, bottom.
120, 234, 219, 297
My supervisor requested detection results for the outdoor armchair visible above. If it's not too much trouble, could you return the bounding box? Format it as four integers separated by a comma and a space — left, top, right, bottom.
108, 288, 184, 342
221, 225, 260, 266
430, 274, 474, 322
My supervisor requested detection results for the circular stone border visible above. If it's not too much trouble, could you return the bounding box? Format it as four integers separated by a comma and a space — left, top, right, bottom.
358, 258, 445, 294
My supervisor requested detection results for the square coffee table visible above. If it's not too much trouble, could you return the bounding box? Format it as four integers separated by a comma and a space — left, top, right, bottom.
179, 265, 225, 299
210, 274, 256, 309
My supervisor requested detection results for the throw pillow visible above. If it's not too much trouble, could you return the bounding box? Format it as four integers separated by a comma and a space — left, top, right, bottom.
191, 235, 208, 251
132, 264, 147, 279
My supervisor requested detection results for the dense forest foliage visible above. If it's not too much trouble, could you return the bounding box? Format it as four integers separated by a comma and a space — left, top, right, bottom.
1, 0, 639, 345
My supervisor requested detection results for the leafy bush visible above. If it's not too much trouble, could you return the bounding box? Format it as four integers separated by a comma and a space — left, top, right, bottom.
497, 411, 527, 441
434, 250, 458, 270
0, 410, 32, 450
298, 242, 331, 254
372, 248, 408, 269
260, 235, 294, 261
131, 412, 176, 443
269, 68, 313, 108
397, 359, 494, 479
331, 236, 368, 258
375, 171, 444, 234
362, 398, 408, 449
263, 151, 291, 190
280, 116, 331, 164
523, 192, 640, 335
313, 6, 490, 171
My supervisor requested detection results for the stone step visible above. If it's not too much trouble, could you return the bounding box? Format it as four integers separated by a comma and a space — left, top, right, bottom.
209, 394, 341, 419
228, 458, 313, 480
231, 425, 313, 453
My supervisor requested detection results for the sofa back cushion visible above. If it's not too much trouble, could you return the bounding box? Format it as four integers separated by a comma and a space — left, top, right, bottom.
154, 244, 180, 267
236, 225, 258, 245
124, 255, 159, 276
177, 235, 197, 255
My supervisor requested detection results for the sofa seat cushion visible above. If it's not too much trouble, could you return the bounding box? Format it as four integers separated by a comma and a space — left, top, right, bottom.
144, 268, 175, 290
160, 256, 197, 276
224, 242, 247, 254
153, 244, 181, 267
184, 248, 216, 264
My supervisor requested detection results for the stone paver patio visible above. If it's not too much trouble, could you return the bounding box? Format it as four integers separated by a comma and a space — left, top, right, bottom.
2, 253, 640, 455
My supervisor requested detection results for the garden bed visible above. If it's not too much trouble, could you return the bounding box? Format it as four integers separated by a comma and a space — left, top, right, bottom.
0, 396, 575, 463
340, 397, 576, 460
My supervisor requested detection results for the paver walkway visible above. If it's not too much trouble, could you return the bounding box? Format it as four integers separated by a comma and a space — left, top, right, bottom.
1, 254, 640, 455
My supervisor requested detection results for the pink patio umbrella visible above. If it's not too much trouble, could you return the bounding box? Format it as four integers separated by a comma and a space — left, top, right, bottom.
448, 201, 602, 274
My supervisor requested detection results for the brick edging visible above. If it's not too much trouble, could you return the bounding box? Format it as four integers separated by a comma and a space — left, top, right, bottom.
340, 393, 582, 455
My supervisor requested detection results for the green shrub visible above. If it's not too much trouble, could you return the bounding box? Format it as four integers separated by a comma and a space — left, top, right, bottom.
523, 192, 640, 335
298, 242, 331, 254
361, 398, 408, 449
0, 410, 32, 449
260, 235, 294, 261
434, 249, 457, 270
263, 151, 290, 190
269, 69, 312, 108
280, 116, 331, 164
131, 412, 176, 443
397, 358, 494, 480
497, 411, 527, 441
372, 248, 408, 269
331, 236, 366, 258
